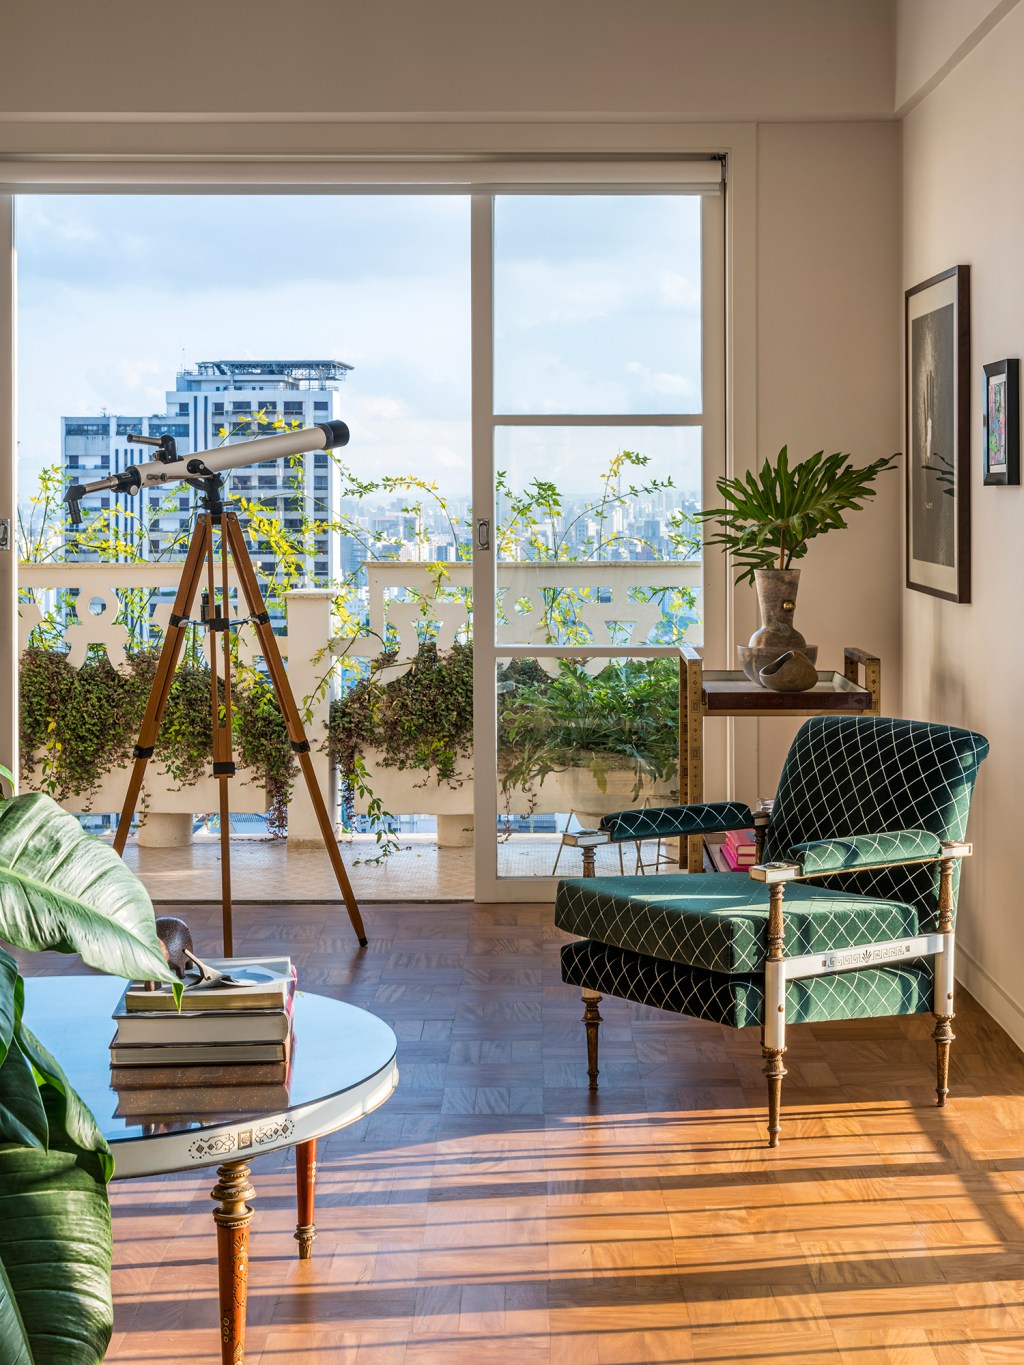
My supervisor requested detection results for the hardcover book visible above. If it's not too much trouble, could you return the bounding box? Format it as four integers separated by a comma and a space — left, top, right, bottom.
109, 1036, 291, 1066
124, 956, 295, 1011
114, 1083, 290, 1118
110, 1057, 290, 1087
111, 999, 292, 1044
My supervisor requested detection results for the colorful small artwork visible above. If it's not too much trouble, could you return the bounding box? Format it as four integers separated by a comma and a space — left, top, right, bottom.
983, 359, 1019, 487
988, 375, 1007, 472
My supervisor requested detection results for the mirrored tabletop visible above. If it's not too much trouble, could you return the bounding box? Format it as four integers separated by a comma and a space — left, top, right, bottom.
21, 975, 399, 1178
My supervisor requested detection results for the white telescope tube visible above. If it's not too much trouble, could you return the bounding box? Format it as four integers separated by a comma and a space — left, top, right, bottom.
65, 420, 349, 508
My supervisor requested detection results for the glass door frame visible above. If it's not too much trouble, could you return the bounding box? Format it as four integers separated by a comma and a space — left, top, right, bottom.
470, 189, 727, 902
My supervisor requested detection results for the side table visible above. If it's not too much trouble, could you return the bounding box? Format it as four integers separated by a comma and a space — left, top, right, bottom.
22, 976, 399, 1365
677, 643, 881, 871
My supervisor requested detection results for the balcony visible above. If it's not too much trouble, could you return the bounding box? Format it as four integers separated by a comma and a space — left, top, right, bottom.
18, 556, 701, 897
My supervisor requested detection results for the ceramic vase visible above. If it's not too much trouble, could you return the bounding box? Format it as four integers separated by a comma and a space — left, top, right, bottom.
737, 568, 817, 684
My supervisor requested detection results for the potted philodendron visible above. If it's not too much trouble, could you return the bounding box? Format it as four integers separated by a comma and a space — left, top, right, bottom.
697, 446, 898, 689
0, 764, 179, 1364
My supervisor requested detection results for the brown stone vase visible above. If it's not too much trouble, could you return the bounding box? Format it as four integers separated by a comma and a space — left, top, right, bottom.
737, 567, 817, 685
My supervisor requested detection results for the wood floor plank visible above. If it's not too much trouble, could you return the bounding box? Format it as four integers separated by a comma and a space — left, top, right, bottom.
14, 898, 1024, 1364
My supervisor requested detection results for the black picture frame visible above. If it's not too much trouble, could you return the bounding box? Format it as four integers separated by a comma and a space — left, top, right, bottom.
982, 359, 1020, 486
905, 265, 971, 603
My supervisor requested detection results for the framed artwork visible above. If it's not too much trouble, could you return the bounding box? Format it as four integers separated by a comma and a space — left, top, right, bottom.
905, 264, 971, 602
983, 359, 1019, 486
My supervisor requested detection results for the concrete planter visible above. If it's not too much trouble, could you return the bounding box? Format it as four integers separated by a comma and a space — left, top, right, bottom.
519, 765, 675, 828
353, 750, 674, 847
26, 755, 268, 838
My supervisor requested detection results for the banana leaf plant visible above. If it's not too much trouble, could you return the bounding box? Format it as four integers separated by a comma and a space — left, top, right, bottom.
697, 445, 899, 584
0, 764, 179, 1364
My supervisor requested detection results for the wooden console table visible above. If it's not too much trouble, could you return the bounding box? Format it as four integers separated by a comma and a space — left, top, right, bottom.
677, 644, 881, 872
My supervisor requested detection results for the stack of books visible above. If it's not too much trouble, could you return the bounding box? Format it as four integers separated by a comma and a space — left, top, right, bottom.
720, 828, 758, 871
109, 955, 296, 1119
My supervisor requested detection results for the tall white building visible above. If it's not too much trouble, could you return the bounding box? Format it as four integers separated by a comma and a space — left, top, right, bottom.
62, 359, 352, 585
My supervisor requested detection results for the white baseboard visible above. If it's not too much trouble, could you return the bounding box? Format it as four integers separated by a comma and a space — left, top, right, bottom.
956, 945, 1024, 1055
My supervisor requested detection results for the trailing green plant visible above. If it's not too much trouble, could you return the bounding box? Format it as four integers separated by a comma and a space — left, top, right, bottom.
498, 656, 679, 801
18, 647, 293, 830
232, 667, 295, 835
0, 763, 178, 1363
697, 446, 899, 584
19, 646, 151, 801
327, 640, 475, 788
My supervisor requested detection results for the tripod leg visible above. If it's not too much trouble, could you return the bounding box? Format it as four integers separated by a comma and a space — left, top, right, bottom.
207, 531, 235, 955
222, 513, 368, 947
114, 518, 213, 856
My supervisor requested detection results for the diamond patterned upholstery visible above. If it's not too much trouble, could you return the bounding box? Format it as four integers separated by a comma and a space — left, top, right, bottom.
555, 872, 917, 974
790, 828, 942, 876
556, 715, 989, 1145
598, 801, 752, 842
561, 938, 935, 1028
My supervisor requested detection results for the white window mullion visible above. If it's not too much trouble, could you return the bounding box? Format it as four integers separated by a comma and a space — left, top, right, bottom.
470, 194, 500, 899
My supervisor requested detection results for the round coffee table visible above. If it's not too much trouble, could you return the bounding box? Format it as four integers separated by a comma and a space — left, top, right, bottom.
23, 975, 398, 1364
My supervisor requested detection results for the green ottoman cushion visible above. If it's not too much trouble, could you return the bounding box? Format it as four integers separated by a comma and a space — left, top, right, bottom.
560, 938, 935, 1029
554, 872, 919, 975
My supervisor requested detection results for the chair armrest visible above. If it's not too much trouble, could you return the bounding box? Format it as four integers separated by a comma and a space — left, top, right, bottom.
598, 801, 753, 844
749, 836, 972, 883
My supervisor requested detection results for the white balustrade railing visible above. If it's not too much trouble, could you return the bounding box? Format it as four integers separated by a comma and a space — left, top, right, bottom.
344, 558, 702, 676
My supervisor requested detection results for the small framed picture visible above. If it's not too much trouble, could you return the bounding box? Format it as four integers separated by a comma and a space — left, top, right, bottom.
983, 359, 1020, 486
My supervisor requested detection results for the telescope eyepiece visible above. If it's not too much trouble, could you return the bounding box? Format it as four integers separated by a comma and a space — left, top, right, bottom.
64, 483, 87, 526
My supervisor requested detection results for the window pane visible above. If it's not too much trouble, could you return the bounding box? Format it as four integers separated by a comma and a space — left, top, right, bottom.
494, 195, 702, 415
495, 654, 680, 881
494, 425, 702, 647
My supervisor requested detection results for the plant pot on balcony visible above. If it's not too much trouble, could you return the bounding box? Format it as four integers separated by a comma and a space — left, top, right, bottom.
353, 749, 475, 848
25, 753, 269, 843
503, 763, 676, 831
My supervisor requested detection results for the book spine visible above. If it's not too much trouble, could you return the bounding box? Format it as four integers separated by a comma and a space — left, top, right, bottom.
111, 1062, 288, 1087
724, 827, 756, 851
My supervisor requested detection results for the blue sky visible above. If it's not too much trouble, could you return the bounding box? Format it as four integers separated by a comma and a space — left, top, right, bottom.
16, 193, 702, 499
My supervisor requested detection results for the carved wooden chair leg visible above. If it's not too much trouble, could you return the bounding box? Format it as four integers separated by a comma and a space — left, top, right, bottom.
761, 1042, 788, 1148
932, 1014, 955, 1107
932, 857, 957, 1107
582, 989, 603, 1090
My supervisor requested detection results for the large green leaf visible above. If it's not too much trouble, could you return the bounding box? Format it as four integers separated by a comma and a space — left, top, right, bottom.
0, 792, 174, 986
16, 1020, 112, 1182
0, 1141, 113, 1365
0, 1034, 49, 1151
0, 945, 21, 1063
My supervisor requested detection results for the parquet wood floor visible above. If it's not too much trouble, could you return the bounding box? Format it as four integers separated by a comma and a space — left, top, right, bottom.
17, 901, 1024, 1363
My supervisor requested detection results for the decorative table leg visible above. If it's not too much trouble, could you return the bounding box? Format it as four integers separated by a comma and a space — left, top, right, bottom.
211, 1160, 255, 1365
294, 1138, 318, 1260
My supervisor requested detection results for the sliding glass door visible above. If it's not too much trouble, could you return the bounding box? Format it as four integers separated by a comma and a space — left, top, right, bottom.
472, 187, 725, 899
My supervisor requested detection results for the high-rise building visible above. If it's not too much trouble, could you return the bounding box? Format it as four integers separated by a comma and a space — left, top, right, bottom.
62, 359, 352, 586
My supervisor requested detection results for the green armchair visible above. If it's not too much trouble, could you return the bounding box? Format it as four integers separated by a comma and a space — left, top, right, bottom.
555, 715, 989, 1146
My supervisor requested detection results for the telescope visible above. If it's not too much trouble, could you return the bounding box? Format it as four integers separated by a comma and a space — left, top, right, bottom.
63, 419, 350, 523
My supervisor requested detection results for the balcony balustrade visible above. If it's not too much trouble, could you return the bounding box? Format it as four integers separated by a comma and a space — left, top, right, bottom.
18, 556, 701, 844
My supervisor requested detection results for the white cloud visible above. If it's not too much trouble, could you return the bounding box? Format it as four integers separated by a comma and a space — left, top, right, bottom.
625, 362, 698, 399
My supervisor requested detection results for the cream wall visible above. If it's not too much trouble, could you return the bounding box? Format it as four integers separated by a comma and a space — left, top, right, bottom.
0, 4, 905, 854
902, 0, 1024, 1045
1, 0, 894, 124
895, 0, 1020, 112
748, 123, 902, 796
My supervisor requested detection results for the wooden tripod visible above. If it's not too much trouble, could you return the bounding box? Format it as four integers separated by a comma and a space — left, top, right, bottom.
112, 488, 367, 952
